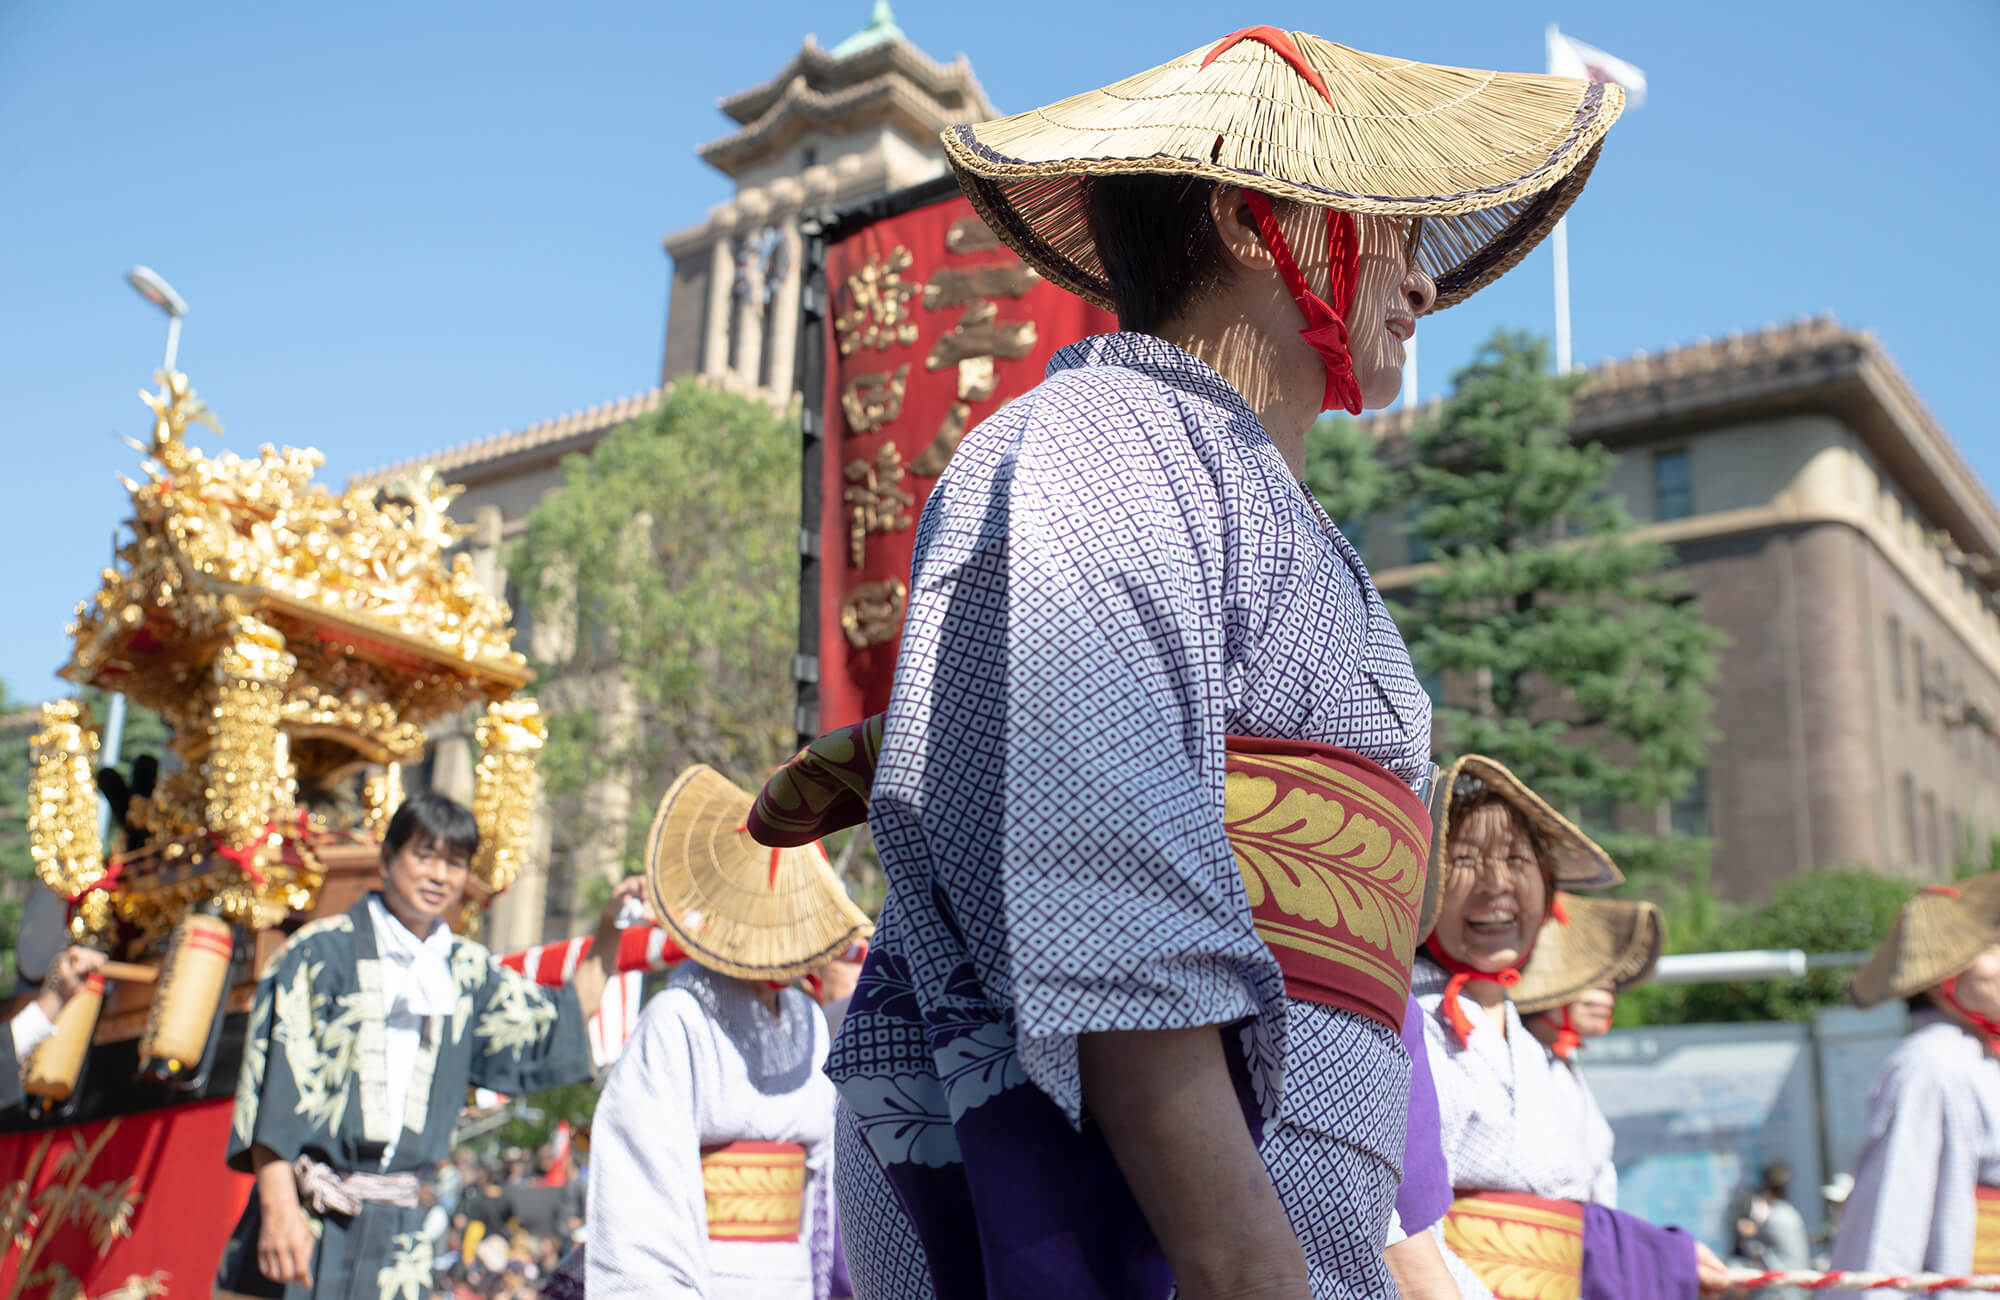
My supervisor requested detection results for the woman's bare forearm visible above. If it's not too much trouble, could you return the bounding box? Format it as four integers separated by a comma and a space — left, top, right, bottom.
1078, 1024, 1308, 1300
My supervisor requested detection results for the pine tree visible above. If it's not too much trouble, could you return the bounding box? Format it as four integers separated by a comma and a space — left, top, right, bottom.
1396, 330, 1726, 812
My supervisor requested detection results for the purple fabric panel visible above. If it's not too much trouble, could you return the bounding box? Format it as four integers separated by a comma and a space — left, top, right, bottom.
1581, 1203, 1698, 1300
1395, 994, 1451, 1235
830, 1209, 853, 1298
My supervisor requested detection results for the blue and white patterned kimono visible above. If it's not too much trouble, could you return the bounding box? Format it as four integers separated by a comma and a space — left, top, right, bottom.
215, 894, 594, 1300
828, 333, 1432, 1299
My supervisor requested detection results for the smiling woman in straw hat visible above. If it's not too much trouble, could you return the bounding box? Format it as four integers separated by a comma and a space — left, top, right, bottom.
1412, 758, 1728, 1300
1822, 876, 2000, 1298
584, 765, 871, 1300
818, 25, 1626, 1300
1513, 893, 1665, 1205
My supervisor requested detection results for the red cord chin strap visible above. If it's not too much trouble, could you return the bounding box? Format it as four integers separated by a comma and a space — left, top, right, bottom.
1427, 944, 1525, 1046
1240, 191, 1363, 415
1937, 975, 2000, 1056
1548, 1004, 1583, 1060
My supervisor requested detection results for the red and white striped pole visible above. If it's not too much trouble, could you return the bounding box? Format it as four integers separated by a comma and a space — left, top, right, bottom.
1729, 1267, 2000, 1293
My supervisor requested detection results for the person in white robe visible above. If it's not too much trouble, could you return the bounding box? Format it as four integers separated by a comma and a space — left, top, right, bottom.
1412, 756, 1727, 1300
1511, 892, 1667, 1210
584, 765, 872, 1300
1827, 875, 2000, 1300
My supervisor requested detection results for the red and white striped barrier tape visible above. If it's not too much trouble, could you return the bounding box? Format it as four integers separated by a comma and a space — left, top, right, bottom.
496, 924, 685, 985
1730, 1267, 2000, 1292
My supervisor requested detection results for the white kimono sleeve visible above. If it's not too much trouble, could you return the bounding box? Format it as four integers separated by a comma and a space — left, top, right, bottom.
587, 990, 714, 1299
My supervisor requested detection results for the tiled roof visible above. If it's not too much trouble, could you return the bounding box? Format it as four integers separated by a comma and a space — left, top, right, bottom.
347, 388, 666, 492
699, 71, 982, 177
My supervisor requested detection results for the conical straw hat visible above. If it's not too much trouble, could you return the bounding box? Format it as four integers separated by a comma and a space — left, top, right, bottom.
943, 27, 1622, 313
1847, 875, 2000, 1008
1435, 755, 1623, 891
644, 765, 873, 982
1513, 893, 1664, 1015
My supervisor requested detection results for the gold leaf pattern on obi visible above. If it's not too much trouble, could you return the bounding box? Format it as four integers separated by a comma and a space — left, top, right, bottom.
1224, 754, 1423, 965
1443, 1199, 1583, 1300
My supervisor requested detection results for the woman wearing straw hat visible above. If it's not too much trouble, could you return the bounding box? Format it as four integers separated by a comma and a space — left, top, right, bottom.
584, 765, 873, 1300
1413, 757, 1728, 1299
1511, 893, 1665, 1206
1823, 877, 2000, 1299
806, 25, 1624, 1300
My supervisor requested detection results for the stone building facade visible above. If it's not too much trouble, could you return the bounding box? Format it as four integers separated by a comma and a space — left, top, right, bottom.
1352, 318, 2000, 897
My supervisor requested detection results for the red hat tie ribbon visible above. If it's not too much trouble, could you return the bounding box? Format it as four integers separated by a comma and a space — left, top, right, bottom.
1241, 192, 1363, 416
1938, 975, 2000, 1057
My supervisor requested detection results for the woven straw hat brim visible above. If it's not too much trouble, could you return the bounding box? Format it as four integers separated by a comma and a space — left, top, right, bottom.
644, 765, 873, 983
1438, 755, 1623, 891
1514, 894, 1664, 1015
942, 30, 1622, 314
1847, 873, 2000, 1008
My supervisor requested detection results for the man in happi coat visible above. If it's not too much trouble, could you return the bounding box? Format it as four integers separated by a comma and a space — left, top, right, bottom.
750, 30, 1625, 1296
215, 792, 643, 1300
0, 945, 105, 1108
1827, 876, 2000, 1300
583, 765, 871, 1299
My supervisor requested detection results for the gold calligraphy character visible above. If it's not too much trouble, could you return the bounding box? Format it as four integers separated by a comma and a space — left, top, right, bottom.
842, 443, 914, 568
834, 247, 920, 356
840, 364, 909, 435
840, 579, 909, 648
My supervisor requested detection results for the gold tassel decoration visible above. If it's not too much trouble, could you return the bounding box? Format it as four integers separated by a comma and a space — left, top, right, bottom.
471, 698, 544, 898
362, 762, 404, 841
206, 616, 297, 853
28, 700, 104, 902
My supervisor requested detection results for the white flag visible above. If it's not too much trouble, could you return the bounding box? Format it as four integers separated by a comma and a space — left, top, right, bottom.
1546, 26, 1647, 109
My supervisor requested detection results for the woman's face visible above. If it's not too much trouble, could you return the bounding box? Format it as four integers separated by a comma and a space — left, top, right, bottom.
1947, 941, 2000, 1020
1347, 215, 1438, 410
1435, 801, 1549, 973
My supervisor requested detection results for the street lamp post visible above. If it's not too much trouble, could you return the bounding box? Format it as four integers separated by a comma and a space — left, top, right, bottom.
96, 268, 190, 831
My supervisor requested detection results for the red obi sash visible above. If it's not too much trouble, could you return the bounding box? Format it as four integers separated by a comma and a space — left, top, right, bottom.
1442, 1192, 1585, 1300
1977, 1185, 2000, 1274
1223, 737, 1431, 1033
699, 1140, 806, 1243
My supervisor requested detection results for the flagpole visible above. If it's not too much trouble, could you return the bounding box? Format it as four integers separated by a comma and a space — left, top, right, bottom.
1553, 217, 1572, 375
1546, 23, 1573, 375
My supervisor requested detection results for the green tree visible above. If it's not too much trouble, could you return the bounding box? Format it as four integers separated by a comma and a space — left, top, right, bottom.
510, 382, 799, 878
1397, 330, 1727, 813
1623, 869, 1911, 1024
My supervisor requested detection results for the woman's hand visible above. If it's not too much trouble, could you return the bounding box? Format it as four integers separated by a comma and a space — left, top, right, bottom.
574, 876, 652, 1019
1693, 1240, 1732, 1297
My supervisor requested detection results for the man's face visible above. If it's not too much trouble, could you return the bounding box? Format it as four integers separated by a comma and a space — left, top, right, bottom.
381, 832, 471, 929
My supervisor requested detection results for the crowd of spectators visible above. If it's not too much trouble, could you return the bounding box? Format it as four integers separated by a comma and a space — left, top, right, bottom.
422, 1139, 585, 1299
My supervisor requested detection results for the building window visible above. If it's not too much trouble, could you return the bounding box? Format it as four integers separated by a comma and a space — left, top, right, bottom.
802, 145, 818, 168
1669, 768, 1709, 836
1914, 637, 1929, 720
1886, 614, 1904, 701
1578, 795, 1617, 836
1902, 773, 1919, 863
1925, 790, 1940, 865
1949, 809, 1964, 866
1653, 449, 1693, 522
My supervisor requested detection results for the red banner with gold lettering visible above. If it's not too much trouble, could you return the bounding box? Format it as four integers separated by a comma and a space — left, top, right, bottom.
0, 1097, 252, 1297
815, 193, 1117, 731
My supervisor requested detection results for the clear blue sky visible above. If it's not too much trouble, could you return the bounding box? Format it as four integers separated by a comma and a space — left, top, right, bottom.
3, 1, 1995, 700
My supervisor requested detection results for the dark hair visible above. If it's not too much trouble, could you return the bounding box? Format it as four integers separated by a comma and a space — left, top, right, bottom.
1762, 1161, 1791, 1194
383, 791, 480, 863
1086, 173, 1232, 335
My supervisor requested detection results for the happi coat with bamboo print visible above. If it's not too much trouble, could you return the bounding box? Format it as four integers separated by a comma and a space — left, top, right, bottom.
215, 893, 595, 1300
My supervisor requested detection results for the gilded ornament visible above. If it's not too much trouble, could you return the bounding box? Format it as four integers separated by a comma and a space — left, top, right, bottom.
472, 699, 545, 898
27, 702, 105, 902
839, 365, 909, 436
206, 618, 297, 851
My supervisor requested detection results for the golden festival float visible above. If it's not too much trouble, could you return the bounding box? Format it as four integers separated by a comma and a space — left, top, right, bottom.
2, 366, 544, 1296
